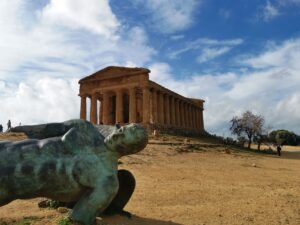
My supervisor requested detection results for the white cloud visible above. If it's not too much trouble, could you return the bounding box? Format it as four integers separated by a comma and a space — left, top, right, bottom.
150, 38, 300, 135
278, 0, 300, 6
256, 0, 300, 22
258, 0, 300, 22
0, 0, 155, 127
39, 0, 119, 38
262, 1, 280, 21
244, 39, 300, 70
132, 0, 201, 33
0, 1, 155, 81
169, 38, 243, 62
149, 63, 173, 84
197, 47, 231, 63
170, 35, 185, 41
0, 77, 79, 128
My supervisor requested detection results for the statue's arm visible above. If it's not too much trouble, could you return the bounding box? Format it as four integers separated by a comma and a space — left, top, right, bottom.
10, 123, 68, 139
10, 120, 87, 139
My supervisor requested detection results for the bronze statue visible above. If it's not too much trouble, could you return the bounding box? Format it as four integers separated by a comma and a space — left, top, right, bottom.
0, 119, 148, 225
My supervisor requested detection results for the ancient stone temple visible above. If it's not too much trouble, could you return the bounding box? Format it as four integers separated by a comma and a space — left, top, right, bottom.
79, 66, 205, 135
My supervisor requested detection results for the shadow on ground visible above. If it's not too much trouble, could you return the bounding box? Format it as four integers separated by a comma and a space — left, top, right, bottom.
97, 214, 182, 225
281, 150, 300, 160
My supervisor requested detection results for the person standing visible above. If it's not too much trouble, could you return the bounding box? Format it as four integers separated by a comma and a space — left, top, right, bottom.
0, 124, 3, 133
276, 145, 282, 156
7, 120, 11, 130
115, 122, 121, 129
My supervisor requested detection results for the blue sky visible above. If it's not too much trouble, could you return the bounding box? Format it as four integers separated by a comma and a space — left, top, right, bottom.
0, 0, 300, 136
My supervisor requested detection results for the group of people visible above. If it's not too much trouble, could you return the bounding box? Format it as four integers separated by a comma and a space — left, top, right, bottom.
0, 120, 11, 133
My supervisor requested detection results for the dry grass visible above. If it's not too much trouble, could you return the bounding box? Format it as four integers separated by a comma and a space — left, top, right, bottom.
0, 132, 27, 141
251, 143, 300, 153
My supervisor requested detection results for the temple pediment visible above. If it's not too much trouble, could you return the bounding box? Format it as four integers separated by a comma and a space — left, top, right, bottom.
79, 66, 150, 83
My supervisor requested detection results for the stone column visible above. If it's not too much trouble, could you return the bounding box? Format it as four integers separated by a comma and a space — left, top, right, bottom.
165, 95, 170, 125
187, 104, 191, 128
152, 90, 157, 123
158, 92, 165, 124
197, 108, 201, 129
90, 94, 97, 124
184, 103, 188, 128
190, 106, 194, 129
157, 92, 161, 123
116, 90, 124, 123
143, 88, 150, 123
184, 103, 189, 128
200, 108, 204, 130
182, 102, 185, 128
80, 95, 87, 120
195, 108, 199, 129
99, 98, 103, 124
176, 99, 181, 127
102, 92, 110, 124
189, 105, 193, 128
190, 105, 195, 128
192, 107, 196, 129
170, 96, 175, 126
176, 99, 180, 126
129, 88, 137, 123
179, 100, 184, 127
196, 108, 200, 130
180, 102, 185, 128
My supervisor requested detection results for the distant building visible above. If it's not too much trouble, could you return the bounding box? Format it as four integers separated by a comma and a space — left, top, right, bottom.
79, 66, 205, 135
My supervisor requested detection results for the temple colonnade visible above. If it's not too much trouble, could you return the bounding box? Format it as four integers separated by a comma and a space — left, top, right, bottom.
80, 86, 204, 130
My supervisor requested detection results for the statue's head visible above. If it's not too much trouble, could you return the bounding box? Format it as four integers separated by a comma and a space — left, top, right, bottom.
104, 123, 148, 156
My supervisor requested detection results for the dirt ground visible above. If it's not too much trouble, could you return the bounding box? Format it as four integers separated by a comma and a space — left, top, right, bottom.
0, 133, 299, 225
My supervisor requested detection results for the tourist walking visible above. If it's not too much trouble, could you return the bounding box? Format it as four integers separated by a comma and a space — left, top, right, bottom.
7, 120, 11, 130
276, 145, 282, 156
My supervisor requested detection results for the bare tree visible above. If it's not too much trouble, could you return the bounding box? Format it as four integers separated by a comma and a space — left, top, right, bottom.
230, 111, 265, 149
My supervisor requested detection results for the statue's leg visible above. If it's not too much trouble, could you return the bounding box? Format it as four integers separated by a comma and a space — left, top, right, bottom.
71, 176, 118, 225
103, 169, 136, 217
47, 170, 135, 219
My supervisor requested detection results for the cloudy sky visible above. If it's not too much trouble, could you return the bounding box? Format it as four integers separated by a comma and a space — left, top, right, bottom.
1, 0, 300, 136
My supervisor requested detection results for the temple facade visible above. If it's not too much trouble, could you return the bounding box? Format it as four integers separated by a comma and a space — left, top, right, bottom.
79, 66, 205, 135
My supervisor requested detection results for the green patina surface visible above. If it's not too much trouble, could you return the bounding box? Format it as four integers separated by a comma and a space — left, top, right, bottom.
0, 119, 148, 225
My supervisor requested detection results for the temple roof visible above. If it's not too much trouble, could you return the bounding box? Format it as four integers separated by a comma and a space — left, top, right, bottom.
79, 66, 150, 83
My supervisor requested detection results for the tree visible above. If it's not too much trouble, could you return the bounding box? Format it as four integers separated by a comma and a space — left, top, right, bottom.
230, 111, 265, 149
253, 133, 268, 151
269, 130, 300, 146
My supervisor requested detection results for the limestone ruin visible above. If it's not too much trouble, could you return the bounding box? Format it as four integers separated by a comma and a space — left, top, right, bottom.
79, 66, 204, 135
